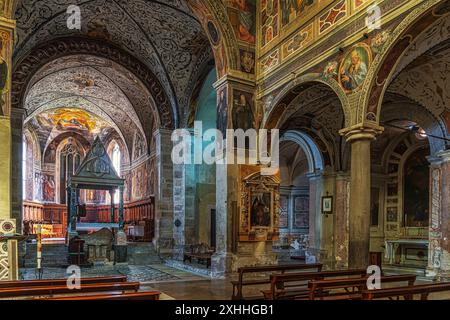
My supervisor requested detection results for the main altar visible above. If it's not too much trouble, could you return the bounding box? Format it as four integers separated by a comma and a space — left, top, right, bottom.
67, 137, 127, 264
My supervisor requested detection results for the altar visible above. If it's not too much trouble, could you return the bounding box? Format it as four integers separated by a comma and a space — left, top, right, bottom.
385, 239, 429, 268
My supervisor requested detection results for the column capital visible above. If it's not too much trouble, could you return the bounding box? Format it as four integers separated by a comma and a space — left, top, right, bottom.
428, 149, 450, 165
10, 108, 26, 119
339, 123, 384, 143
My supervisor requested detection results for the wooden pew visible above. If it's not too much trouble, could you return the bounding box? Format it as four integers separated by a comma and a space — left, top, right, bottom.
231, 263, 323, 300
0, 276, 128, 289
308, 274, 417, 300
264, 269, 368, 300
362, 282, 450, 300
37, 291, 161, 300
0, 282, 140, 299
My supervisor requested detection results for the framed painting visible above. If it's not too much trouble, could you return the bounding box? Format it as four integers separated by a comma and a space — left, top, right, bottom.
322, 196, 333, 214
249, 191, 272, 228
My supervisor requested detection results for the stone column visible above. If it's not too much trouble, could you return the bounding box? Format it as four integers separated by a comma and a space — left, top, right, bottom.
334, 172, 350, 269
340, 125, 382, 269
118, 186, 124, 230
10, 108, 24, 233
427, 150, 450, 280
172, 162, 186, 261
109, 190, 115, 223
211, 160, 236, 277
154, 129, 174, 257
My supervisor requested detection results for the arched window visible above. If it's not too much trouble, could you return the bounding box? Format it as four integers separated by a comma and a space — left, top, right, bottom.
59, 139, 83, 204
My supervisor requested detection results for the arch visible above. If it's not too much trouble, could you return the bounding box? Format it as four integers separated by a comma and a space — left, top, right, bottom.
263, 74, 350, 130
11, 37, 175, 129
186, 0, 239, 78
280, 131, 324, 174
360, 0, 450, 123
381, 100, 447, 156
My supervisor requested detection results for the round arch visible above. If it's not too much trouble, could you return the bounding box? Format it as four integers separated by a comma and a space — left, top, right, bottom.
263, 74, 350, 130
186, 0, 240, 78
360, 0, 450, 123
280, 130, 325, 174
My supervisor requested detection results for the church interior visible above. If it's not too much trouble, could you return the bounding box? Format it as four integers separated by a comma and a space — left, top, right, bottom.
1, 0, 450, 301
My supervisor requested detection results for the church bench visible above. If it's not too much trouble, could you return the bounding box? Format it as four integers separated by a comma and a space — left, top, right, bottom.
308, 274, 417, 300
183, 244, 214, 268
36, 291, 161, 300
0, 282, 140, 299
362, 282, 450, 300
231, 263, 323, 300
263, 269, 367, 300
0, 276, 128, 289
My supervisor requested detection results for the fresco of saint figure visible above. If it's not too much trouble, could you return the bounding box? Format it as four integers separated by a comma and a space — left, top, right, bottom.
339, 46, 371, 92
217, 88, 228, 135
232, 92, 254, 131
0, 39, 8, 116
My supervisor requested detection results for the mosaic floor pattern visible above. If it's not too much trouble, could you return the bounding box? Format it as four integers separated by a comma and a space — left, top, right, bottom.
19, 265, 182, 283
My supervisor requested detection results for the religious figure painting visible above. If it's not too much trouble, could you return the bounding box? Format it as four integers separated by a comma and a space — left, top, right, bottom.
250, 192, 272, 228
404, 148, 430, 227
281, 0, 315, 26
43, 175, 56, 203
217, 88, 228, 135
229, 0, 256, 44
339, 44, 372, 92
0, 36, 8, 116
232, 90, 254, 131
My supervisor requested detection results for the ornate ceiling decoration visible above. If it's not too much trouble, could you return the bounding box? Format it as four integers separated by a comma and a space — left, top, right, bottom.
14, 0, 213, 123
23, 54, 155, 159
388, 44, 450, 121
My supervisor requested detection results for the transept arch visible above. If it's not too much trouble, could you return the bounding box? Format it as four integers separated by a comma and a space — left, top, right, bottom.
360, 0, 450, 124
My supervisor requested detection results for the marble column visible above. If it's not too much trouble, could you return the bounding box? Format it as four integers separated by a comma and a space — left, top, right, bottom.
341, 125, 382, 269
154, 129, 174, 257
427, 150, 450, 280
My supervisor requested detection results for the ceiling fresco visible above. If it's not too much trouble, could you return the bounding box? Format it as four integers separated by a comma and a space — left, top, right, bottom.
14, 0, 213, 119
36, 108, 109, 135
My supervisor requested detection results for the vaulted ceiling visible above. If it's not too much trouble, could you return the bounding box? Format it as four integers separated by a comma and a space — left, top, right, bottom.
14, 0, 214, 125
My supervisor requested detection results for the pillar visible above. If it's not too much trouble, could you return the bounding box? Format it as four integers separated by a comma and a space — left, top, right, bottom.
427, 150, 450, 280
334, 172, 350, 269
0, 1, 17, 281
10, 108, 24, 233
154, 129, 174, 257
109, 190, 115, 223
118, 186, 124, 230
340, 125, 382, 269
0, 6, 14, 221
